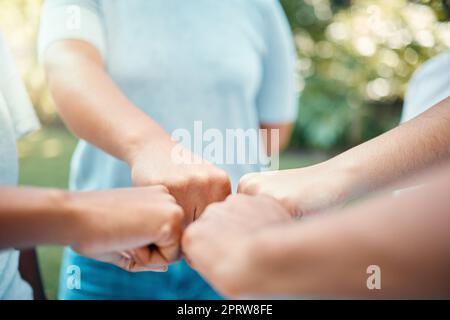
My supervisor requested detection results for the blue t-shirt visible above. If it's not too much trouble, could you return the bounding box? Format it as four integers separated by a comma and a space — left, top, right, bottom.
39, 0, 298, 299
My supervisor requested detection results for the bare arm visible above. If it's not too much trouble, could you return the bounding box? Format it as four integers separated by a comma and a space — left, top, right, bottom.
239, 97, 450, 216
0, 188, 80, 248
44, 40, 168, 164
329, 96, 450, 194
0, 186, 184, 272
244, 164, 450, 298
186, 163, 450, 298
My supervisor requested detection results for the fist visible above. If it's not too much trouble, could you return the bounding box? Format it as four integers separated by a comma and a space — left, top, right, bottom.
130, 141, 231, 224
238, 164, 350, 217
182, 194, 292, 296
71, 185, 184, 272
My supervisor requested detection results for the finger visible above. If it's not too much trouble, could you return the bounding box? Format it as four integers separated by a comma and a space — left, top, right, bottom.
194, 179, 228, 220
109, 252, 138, 271
120, 250, 132, 260
129, 264, 168, 273
169, 188, 196, 225
131, 246, 169, 266
155, 223, 182, 262
157, 242, 181, 263
126, 248, 170, 272
237, 179, 256, 195
203, 181, 230, 217
237, 175, 250, 194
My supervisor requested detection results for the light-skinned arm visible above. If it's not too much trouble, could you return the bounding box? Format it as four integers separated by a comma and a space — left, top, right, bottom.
184, 163, 450, 298
44, 40, 231, 223
0, 185, 183, 272
239, 96, 450, 216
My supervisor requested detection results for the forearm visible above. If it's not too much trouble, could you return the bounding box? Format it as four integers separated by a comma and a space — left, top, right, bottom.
327, 97, 450, 196
243, 164, 450, 298
44, 40, 171, 164
0, 187, 82, 249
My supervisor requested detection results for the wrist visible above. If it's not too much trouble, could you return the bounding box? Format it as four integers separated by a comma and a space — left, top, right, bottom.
319, 155, 361, 202
38, 189, 85, 246
57, 191, 97, 247
123, 128, 175, 167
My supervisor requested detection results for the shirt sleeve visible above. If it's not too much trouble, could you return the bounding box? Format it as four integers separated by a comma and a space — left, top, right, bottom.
37, 0, 106, 63
0, 33, 40, 139
401, 51, 450, 123
255, 0, 299, 124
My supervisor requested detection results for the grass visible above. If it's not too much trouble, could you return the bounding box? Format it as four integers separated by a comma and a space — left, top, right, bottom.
17, 126, 327, 299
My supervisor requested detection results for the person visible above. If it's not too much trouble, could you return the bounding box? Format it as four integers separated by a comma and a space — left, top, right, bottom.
38, 0, 298, 299
237, 96, 450, 217
0, 31, 183, 300
182, 161, 450, 298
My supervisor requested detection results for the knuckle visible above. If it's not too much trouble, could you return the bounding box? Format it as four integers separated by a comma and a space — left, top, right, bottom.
165, 179, 188, 195
238, 179, 257, 194
182, 226, 199, 247
240, 172, 256, 183
162, 247, 181, 263
216, 170, 230, 183
165, 193, 177, 203
155, 184, 170, 194
175, 177, 191, 190
238, 174, 253, 191
195, 172, 211, 186
167, 205, 184, 223
274, 195, 297, 214
220, 176, 232, 191
173, 208, 185, 223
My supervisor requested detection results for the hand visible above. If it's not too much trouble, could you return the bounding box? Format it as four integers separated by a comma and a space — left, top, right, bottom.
238, 161, 353, 217
182, 194, 292, 297
129, 138, 231, 224
70, 185, 183, 272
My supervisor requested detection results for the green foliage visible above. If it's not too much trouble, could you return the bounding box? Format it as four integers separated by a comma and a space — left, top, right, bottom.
281, 0, 450, 149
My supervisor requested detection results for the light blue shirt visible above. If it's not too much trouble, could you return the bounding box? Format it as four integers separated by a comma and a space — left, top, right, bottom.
38, 0, 298, 299
39, 0, 298, 190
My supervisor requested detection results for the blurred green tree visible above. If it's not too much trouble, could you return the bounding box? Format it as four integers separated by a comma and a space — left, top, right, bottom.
281, 0, 450, 149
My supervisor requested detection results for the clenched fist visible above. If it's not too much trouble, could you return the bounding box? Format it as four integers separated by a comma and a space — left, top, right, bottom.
70, 185, 183, 272
130, 139, 231, 224
238, 162, 352, 217
182, 194, 292, 297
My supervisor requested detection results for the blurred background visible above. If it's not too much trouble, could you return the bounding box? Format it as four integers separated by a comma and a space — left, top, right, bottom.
0, 0, 449, 299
